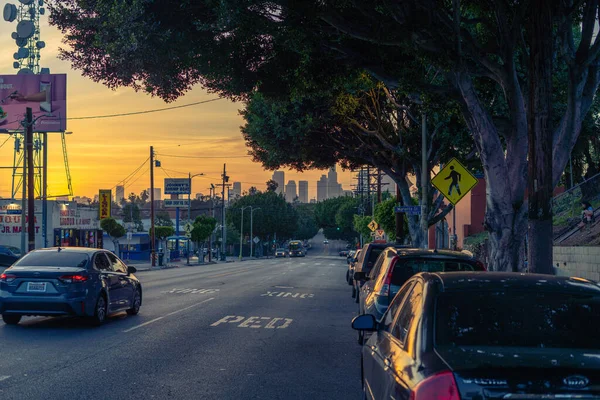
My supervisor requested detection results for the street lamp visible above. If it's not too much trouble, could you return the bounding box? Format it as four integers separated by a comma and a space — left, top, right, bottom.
187, 172, 204, 265
250, 207, 261, 258
239, 206, 251, 260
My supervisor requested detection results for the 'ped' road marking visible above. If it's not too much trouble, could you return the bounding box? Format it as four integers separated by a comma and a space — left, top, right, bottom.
210, 315, 293, 329
124, 297, 215, 333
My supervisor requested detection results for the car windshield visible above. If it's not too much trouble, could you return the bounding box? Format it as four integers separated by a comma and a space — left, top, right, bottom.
435, 290, 600, 349
13, 251, 90, 268
276, 248, 285, 251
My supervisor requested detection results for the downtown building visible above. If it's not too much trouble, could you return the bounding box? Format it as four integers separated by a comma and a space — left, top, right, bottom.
272, 171, 285, 195
298, 181, 308, 203
285, 180, 297, 202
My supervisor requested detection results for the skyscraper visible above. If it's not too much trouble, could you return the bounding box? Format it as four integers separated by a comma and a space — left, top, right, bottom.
272, 171, 285, 195
147, 188, 162, 201
232, 182, 242, 198
285, 180, 297, 202
327, 166, 341, 198
317, 175, 328, 202
298, 181, 309, 203
115, 185, 125, 204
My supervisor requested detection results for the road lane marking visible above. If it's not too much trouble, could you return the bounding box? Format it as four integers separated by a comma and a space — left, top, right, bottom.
124, 297, 215, 332
162, 288, 220, 294
211, 315, 293, 329
0, 375, 11, 382
165, 297, 215, 316
261, 291, 314, 298
123, 317, 165, 333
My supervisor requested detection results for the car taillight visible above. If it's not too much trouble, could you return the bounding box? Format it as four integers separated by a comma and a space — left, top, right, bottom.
0, 273, 16, 283
475, 260, 487, 271
59, 275, 88, 283
410, 371, 460, 400
379, 256, 399, 297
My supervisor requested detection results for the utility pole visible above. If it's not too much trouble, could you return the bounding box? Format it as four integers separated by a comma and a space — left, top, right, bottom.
150, 146, 156, 267
42, 132, 47, 247
421, 113, 428, 249
26, 108, 34, 251
250, 207, 260, 258
221, 163, 227, 261
239, 206, 246, 261
20, 129, 26, 254
377, 169, 382, 203
395, 183, 405, 244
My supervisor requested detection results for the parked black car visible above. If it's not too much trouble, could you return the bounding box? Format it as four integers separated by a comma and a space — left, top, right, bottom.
0, 247, 142, 325
347, 249, 361, 286
352, 243, 412, 303
355, 248, 486, 344
353, 272, 600, 400
0, 254, 19, 268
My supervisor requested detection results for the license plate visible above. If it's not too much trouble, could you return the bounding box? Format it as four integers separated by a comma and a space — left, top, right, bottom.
27, 282, 47, 292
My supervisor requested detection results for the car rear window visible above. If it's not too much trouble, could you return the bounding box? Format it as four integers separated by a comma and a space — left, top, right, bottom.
13, 251, 89, 268
391, 259, 478, 285
364, 248, 385, 271
435, 291, 600, 349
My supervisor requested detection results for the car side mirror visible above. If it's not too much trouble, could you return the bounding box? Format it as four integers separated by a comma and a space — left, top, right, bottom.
127, 266, 137, 275
351, 314, 377, 331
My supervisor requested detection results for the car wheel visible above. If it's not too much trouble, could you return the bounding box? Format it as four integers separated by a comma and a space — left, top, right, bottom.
127, 288, 141, 316
90, 294, 107, 326
2, 314, 21, 325
351, 284, 356, 298
355, 288, 359, 303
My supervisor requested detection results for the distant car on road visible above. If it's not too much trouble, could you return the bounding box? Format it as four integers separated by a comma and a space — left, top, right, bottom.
355, 248, 486, 344
323, 240, 329, 244
353, 272, 600, 400
0, 247, 142, 326
339, 250, 349, 257
346, 249, 361, 286
275, 248, 288, 258
288, 240, 305, 257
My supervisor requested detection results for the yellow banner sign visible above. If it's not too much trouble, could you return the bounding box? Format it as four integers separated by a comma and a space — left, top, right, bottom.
431, 158, 478, 206
99, 189, 111, 219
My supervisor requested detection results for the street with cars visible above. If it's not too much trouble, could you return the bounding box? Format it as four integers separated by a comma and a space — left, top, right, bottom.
0, 238, 361, 399
1, 235, 600, 399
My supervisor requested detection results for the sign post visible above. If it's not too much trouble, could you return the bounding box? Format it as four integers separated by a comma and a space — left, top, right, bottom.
431, 158, 478, 250
99, 190, 111, 220
164, 178, 191, 260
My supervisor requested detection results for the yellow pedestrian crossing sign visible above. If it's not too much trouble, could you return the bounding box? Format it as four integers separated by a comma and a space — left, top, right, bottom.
368, 220, 379, 232
431, 158, 478, 205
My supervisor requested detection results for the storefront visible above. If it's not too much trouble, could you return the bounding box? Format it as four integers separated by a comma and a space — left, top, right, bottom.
0, 199, 99, 250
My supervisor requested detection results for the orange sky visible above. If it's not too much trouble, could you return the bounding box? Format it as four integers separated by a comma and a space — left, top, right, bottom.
0, 16, 355, 201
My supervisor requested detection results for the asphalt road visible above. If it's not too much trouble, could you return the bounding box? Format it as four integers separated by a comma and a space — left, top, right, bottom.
0, 237, 360, 399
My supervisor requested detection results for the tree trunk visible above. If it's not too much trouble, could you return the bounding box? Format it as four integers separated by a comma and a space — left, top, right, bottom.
527, 0, 554, 275
486, 204, 528, 271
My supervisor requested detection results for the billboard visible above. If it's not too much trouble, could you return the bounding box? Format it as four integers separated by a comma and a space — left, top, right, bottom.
99, 190, 111, 219
0, 74, 67, 132
164, 178, 190, 195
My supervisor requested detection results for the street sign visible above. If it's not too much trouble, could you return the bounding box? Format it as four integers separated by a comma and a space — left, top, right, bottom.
374, 229, 386, 243
431, 158, 478, 205
184, 222, 193, 233
370, 232, 376, 237
164, 199, 190, 208
253, 237, 260, 244
164, 178, 191, 195
394, 206, 421, 215
185, 231, 192, 239
368, 220, 379, 232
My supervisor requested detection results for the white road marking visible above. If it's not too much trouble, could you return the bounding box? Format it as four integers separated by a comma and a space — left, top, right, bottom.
261, 291, 314, 298
211, 315, 293, 329
124, 297, 215, 332
0, 375, 11, 382
274, 286, 293, 289
165, 297, 215, 316
314, 263, 321, 266
123, 317, 164, 333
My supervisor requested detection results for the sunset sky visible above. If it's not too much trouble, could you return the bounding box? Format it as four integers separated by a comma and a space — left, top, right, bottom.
0, 13, 355, 201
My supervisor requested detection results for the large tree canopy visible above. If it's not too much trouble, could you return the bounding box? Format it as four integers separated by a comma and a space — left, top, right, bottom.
48, 0, 600, 272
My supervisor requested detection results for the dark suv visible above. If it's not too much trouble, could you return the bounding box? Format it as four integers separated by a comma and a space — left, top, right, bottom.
352, 243, 413, 303
354, 248, 486, 344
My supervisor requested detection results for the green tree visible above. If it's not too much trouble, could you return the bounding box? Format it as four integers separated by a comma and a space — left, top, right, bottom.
354, 215, 373, 244
293, 204, 319, 240
100, 218, 125, 257
227, 192, 298, 240
154, 226, 175, 251
266, 179, 278, 192
374, 198, 411, 243
155, 211, 173, 227
191, 215, 217, 243
316, 196, 360, 242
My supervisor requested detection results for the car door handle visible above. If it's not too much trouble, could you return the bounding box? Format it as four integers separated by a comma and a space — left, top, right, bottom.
384, 358, 392, 368
370, 345, 377, 352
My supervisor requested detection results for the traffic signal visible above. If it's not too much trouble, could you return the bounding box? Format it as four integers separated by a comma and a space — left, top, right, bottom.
336, 227, 340, 231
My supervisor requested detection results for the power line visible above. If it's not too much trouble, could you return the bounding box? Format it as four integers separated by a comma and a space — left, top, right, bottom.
111, 156, 149, 190
0, 135, 11, 150
156, 153, 251, 159
67, 98, 223, 120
